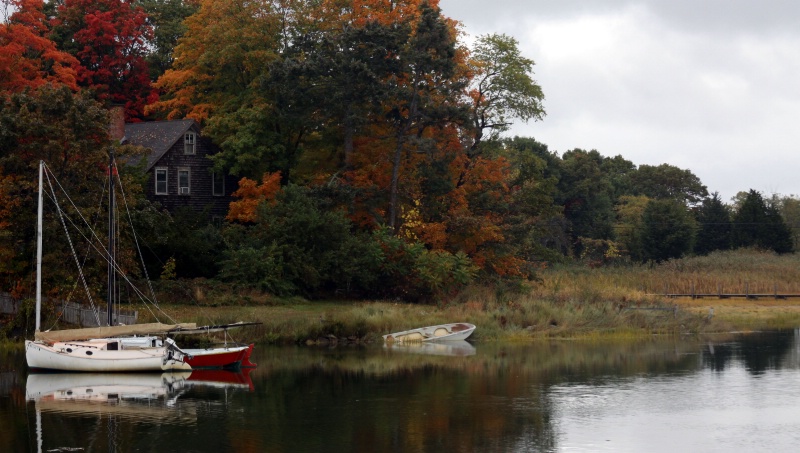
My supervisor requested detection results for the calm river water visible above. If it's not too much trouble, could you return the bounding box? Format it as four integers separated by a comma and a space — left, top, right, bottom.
2, 331, 800, 452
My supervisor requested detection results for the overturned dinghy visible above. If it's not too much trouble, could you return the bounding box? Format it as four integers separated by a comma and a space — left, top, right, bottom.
383, 323, 476, 343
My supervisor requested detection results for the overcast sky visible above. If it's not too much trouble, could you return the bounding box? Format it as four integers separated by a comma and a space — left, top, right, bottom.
439, 0, 800, 202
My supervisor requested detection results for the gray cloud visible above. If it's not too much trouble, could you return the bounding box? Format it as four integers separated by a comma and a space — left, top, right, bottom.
440, 0, 800, 200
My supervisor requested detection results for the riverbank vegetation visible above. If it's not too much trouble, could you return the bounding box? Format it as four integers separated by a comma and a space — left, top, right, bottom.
125, 249, 800, 345
4, 249, 800, 345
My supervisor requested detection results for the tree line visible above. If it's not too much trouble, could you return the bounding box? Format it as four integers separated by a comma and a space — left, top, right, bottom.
0, 0, 795, 303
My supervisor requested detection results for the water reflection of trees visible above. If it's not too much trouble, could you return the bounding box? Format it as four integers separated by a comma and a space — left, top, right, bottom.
701, 329, 798, 374
245, 339, 704, 452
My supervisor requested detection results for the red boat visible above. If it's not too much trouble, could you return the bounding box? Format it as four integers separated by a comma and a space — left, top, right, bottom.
183, 343, 256, 370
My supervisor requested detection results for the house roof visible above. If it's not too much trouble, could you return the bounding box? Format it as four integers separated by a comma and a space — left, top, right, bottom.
123, 119, 196, 171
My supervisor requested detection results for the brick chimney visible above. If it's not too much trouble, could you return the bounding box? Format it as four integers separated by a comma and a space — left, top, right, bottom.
109, 105, 126, 142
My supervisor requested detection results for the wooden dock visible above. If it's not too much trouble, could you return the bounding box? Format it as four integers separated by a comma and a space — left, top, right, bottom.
656, 283, 800, 300
661, 293, 800, 300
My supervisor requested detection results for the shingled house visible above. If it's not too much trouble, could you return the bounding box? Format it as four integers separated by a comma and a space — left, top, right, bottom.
121, 120, 237, 220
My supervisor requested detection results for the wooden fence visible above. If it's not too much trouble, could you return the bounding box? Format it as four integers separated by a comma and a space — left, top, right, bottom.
0, 292, 16, 316
60, 301, 137, 327
0, 292, 137, 327
652, 283, 800, 300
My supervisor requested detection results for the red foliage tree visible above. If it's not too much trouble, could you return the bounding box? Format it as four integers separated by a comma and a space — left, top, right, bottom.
50, 0, 156, 119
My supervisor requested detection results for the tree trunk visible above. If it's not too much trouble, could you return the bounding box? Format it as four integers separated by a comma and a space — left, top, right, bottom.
389, 135, 404, 234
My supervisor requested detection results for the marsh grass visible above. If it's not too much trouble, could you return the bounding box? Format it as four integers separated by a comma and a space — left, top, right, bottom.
135, 290, 704, 345
556, 248, 800, 296
68, 249, 800, 344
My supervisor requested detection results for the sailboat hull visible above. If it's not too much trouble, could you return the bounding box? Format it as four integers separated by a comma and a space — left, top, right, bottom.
25, 340, 191, 372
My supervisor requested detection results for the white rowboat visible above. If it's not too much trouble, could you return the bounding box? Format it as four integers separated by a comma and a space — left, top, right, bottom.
383, 323, 476, 343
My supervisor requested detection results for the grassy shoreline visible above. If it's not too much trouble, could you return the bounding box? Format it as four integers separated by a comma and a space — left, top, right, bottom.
4, 294, 797, 347
132, 293, 800, 346
7, 249, 800, 346
147, 249, 800, 344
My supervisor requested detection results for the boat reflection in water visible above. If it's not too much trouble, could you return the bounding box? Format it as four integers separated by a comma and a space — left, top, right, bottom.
27, 369, 254, 406
26, 372, 190, 420
185, 368, 255, 392
383, 339, 476, 356
26, 369, 254, 452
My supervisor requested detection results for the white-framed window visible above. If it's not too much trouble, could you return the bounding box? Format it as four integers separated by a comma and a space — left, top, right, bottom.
184, 132, 196, 154
155, 167, 168, 195
178, 168, 190, 195
212, 171, 225, 196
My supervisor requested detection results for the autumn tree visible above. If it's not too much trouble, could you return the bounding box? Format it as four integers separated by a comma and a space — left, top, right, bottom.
148, 0, 296, 121
0, 85, 110, 290
0, 0, 78, 92
48, 0, 155, 119
147, 0, 556, 290
383, 2, 467, 232
148, 0, 314, 180
226, 172, 282, 223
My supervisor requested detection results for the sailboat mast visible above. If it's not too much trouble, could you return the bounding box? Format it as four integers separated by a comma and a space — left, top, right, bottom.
107, 151, 115, 327
36, 161, 43, 332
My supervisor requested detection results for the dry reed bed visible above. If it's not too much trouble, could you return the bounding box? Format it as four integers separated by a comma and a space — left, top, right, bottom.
127, 249, 800, 344
556, 249, 800, 296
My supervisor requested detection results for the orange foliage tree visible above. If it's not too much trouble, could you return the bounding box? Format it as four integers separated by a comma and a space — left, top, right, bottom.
226, 172, 282, 223
147, 0, 292, 121
0, 0, 79, 92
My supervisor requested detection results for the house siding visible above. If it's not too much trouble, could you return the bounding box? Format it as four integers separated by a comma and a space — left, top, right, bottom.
143, 129, 237, 219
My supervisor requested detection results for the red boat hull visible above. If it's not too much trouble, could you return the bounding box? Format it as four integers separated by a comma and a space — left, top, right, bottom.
241, 343, 256, 368
184, 344, 255, 370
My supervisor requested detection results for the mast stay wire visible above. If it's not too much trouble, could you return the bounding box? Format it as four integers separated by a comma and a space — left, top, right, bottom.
40, 162, 166, 325
113, 159, 176, 324
43, 165, 101, 326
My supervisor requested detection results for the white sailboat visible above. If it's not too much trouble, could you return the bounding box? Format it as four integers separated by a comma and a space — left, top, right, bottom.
25, 157, 193, 372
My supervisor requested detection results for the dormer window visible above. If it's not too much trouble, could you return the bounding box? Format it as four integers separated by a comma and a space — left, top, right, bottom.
184, 132, 196, 154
